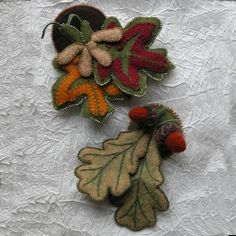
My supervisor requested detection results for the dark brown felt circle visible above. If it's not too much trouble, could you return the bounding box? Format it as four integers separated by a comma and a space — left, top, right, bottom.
52, 5, 106, 52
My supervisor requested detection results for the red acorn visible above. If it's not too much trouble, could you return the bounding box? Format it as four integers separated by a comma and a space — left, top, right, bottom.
165, 132, 186, 153
128, 107, 149, 123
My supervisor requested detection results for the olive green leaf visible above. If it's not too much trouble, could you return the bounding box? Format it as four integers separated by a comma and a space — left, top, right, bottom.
80, 20, 93, 43
115, 135, 169, 231
75, 131, 150, 201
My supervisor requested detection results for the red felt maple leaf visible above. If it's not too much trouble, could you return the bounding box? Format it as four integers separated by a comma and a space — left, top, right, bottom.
94, 17, 174, 96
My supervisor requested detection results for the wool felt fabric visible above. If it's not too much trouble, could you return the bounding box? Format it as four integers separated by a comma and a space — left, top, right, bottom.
94, 17, 174, 96
52, 5, 106, 52
52, 56, 127, 122
42, 5, 174, 121
75, 103, 186, 231
2, 1, 234, 235
56, 26, 123, 77
42, 9, 127, 122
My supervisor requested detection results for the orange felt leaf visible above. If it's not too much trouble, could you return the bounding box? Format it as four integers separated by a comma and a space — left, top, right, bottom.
104, 83, 122, 96
69, 81, 109, 117
54, 56, 80, 106
53, 56, 109, 117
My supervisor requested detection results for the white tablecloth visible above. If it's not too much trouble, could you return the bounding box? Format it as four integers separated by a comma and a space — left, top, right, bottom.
0, 0, 235, 235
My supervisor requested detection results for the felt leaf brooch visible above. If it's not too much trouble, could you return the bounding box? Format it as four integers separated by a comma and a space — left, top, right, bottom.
42, 5, 174, 121
75, 103, 186, 231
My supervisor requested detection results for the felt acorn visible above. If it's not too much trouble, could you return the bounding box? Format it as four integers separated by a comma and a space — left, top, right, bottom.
75, 103, 186, 231
128, 104, 186, 154
165, 131, 186, 153
128, 107, 149, 123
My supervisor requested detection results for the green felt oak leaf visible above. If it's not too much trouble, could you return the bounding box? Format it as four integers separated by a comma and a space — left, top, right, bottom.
80, 19, 93, 42
75, 130, 150, 201
94, 17, 174, 96
115, 135, 169, 231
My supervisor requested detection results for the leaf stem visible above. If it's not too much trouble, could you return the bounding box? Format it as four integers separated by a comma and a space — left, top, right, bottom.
66, 14, 83, 25
41, 22, 61, 39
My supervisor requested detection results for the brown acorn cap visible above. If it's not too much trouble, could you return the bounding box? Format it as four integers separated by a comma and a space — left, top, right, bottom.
52, 5, 106, 52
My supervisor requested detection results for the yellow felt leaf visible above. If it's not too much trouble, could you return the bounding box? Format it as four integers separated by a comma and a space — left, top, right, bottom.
75, 131, 150, 201
115, 135, 169, 231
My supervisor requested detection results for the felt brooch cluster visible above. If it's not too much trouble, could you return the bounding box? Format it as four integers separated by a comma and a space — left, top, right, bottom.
42, 9, 174, 122
75, 103, 186, 231
42, 6, 186, 232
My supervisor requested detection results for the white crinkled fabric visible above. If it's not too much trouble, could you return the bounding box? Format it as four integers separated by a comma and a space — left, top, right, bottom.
0, 0, 235, 235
